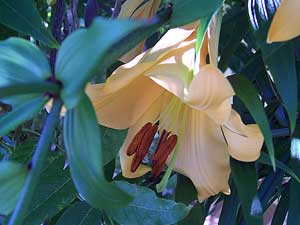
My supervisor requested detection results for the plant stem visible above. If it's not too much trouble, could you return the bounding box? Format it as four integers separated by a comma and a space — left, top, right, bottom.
7, 98, 63, 225
0, 82, 60, 99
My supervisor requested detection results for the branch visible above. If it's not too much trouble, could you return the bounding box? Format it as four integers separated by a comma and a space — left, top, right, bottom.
7, 98, 63, 225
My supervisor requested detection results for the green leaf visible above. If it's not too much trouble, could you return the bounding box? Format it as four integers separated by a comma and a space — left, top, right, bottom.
170, 0, 223, 27
100, 125, 127, 165
230, 158, 263, 225
106, 181, 189, 225
288, 138, 300, 225
0, 161, 27, 215
0, 38, 51, 85
271, 184, 289, 225
175, 174, 197, 204
175, 174, 205, 225
0, 0, 58, 47
247, 0, 298, 133
56, 7, 172, 109
10, 138, 38, 164
21, 154, 77, 225
219, 6, 249, 71
228, 74, 275, 168
258, 152, 300, 183
195, 16, 211, 55
63, 94, 132, 209
55, 201, 102, 225
0, 38, 52, 104
0, 96, 47, 136
219, 183, 239, 225
261, 43, 298, 133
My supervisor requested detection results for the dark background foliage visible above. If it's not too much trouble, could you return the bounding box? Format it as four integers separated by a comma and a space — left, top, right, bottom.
0, 0, 299, 224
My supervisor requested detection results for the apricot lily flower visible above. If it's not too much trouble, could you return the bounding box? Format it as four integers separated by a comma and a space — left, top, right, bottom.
87, 18, 263, 200
118, 0, 161, 62
267, 0, 300, 43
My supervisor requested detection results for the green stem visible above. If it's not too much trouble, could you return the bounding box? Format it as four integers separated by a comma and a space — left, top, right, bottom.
7, 98, 63, 225
0, 82, 60, 98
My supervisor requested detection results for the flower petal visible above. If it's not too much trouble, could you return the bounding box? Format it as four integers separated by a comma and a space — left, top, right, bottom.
118, 0, 161, 62
145, 45, 195, 100
223, 110, 264, 162
141, 24, 197, 63
86, 75, 164, 129
118, 0, 160, 19
119, 44, 145, 63
119, 95, 164, 178
267, 0, 300, 42
187, 65, 234, 124
170, 108, 231, 201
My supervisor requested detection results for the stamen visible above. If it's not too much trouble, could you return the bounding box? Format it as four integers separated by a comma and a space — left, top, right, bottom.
130, 124, 158, 172
152, 134, 177, 178
126, 122, 152, 156
154, 129, 170, 154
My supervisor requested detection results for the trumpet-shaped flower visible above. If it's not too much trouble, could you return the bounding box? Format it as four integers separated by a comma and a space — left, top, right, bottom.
118, 0, 161, 62
87, 20, 263, 200
267, 0, 300, 43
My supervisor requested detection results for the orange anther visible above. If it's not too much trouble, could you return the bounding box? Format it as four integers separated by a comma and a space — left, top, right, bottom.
127, 122, 152, 156
130, 124, 158, 172
152, 134, 177, 177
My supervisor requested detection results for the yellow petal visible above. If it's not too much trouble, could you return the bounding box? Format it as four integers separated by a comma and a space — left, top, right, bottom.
170, 108, 230, 201
187, 65, 234, 124
223, 110, 264, 162
118, 0, 161, 62
103, 54, 154, 93
45, 99, 66, 116
120, 95, 164, 178
119, 43, 145, 63
208, 13, 222, 66
145, 46, 195, 100
200, 34, 209, 67
87, 76, 164, 129
267, 0, 300, 42
141, 25, 197, 63
118, 0, 160, 19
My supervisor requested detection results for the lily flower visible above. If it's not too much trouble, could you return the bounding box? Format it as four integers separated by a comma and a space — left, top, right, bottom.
267, 0, 300, 43
87, 19, 263, 200
118, 0, 161, 63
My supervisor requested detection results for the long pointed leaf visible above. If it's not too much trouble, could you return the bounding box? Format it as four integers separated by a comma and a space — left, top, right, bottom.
0, 96, 47, 136
63, 94, 132, 209
56, 6, 172, 109
0, 161, 27, 215
230, 158, 263, 225
228, 74, 275, 168
0, 0, 58, 48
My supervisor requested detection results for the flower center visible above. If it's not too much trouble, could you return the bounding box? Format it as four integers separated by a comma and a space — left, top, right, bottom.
126, 95, 188, 179
126, 123, 178, 175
